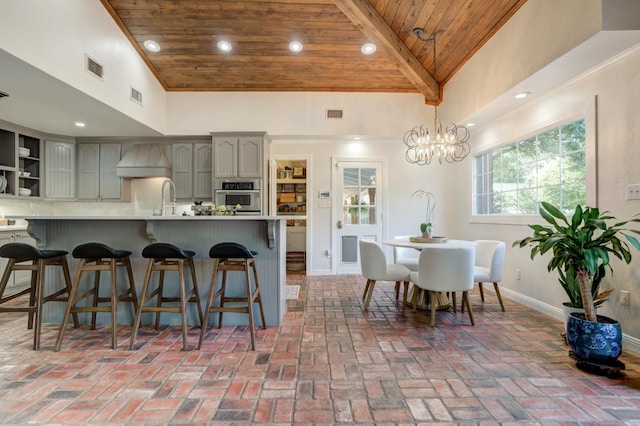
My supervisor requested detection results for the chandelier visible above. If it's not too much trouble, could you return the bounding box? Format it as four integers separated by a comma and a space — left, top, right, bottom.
404, 29, 470, 165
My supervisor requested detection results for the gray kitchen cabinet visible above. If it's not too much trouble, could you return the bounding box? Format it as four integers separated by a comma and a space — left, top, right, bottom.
77, 143, 130, 200
0, 126, 43, 198
212, 133, 270, 179
0, 230, 36, 288
45, 141, 75, 199
172, 142, 212, 200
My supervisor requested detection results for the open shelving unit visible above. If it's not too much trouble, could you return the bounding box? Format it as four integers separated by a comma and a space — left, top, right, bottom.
0, 127, 42, 198
274, 159, 307, 272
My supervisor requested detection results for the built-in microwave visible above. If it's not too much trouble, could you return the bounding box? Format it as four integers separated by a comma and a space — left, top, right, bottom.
214, 179, 262, 214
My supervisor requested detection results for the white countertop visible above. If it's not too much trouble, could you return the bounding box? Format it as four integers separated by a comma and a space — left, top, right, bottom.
25, 215, 305, 221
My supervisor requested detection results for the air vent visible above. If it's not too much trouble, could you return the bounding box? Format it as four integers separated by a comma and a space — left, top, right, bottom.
85, 55, 104, 80
130, 87, 143, 105
326, 109, 343, 119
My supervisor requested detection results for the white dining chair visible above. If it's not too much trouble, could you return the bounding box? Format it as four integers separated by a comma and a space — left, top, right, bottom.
468, 240, 506, 312
359, 239, 411, 311
410, 246, 475, 326
392, 235, 419, 271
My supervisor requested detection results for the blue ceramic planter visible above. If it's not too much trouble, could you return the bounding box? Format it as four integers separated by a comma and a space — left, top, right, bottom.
567, 313, 622, 365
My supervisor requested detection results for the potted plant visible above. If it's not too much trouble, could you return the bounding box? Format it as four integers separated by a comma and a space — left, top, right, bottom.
513, 202, 640, 367
420, 222, 432, 238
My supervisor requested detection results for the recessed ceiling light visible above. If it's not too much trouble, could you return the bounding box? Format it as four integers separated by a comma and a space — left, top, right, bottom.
289, 41, 303, 53
361, 43, 376, 55
217, 40, 232, 53
514, 91, 530, 99
466, 123, 476, 127
143, 40, 161, 52
74, 122, 86, 128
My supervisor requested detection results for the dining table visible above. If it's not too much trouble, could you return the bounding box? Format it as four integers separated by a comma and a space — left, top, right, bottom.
381, 237, 477, 311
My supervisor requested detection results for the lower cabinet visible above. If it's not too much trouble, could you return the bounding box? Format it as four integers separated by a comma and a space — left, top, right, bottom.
286, 226, 306, 272
0, 230, 36, 288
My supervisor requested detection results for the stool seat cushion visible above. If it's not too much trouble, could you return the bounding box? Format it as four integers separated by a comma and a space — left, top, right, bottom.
209, 242, 257, 259
0, 242, 67, 260
72, 242, 132, 259
142, 243, 194, 259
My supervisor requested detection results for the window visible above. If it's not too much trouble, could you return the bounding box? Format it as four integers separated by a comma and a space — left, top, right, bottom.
474, 119, 586, 215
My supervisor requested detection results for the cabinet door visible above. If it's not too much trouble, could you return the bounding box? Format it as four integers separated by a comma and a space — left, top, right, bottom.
98, 144, 122, 199
286, 227, 306, 252
193, 143, 212, 199
76, 144, 100, 199
45, 141, 75, 199
172, 143, 193, 199
238, 137, 262, 178
213, 137, 238, 178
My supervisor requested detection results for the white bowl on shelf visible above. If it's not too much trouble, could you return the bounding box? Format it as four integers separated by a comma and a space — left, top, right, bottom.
18, 188, 31, 196
18, 147, 30, 157
19, 171, 32, 177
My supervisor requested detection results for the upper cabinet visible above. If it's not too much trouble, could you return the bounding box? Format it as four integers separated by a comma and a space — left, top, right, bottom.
212, 132, 271, 179
77, 143, 130, 201
172, 142, 212, 200
45, 141, 75, 199
0, 126, 43, 198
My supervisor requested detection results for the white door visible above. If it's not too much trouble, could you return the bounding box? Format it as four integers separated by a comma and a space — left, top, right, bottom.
333, 160, 383, 274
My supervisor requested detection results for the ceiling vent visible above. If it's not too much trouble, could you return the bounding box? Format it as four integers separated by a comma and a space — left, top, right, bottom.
85, 55, 104, 80
130, 87, 143, 105
326, 108, 343, 119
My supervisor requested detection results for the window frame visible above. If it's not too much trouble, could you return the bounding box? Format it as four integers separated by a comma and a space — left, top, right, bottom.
469, 99, 597, 226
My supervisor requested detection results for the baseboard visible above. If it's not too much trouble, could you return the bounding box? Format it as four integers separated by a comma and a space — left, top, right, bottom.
497, 287, 640, 356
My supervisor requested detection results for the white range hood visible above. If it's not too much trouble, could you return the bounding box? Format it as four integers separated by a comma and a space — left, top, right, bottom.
116, 144, 171, 178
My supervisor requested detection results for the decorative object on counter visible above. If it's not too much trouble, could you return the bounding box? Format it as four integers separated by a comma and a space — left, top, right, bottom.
409, 235, 448, 243
199, 242, 266, 351
54, 242, 140, 351
0, 243, 79, 350
403, 30, 470, 165
514, 202, 640, 374
210, 203, 242, 215
130, 243, 204, 351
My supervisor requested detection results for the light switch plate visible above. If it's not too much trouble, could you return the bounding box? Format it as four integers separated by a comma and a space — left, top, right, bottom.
626, 184, 640, 200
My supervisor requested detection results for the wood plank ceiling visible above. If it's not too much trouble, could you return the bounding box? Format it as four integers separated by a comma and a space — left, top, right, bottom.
101, 0, 527, 104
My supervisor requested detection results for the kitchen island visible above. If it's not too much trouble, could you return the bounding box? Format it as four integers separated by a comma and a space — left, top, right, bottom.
25, 215, 296, 327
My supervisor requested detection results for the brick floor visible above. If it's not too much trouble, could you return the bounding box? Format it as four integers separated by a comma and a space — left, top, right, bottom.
1, 273, 640, 424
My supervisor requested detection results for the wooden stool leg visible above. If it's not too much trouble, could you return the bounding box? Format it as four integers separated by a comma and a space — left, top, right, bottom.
251, 260, 266, 329
109, 259, 118, 349
129, 258, 154, 350
54, 258, 85, 351
155, 265, 165, 329
91, 263, 100, 330
188, 258, 203, 326
60, 256, 79, 328
124, 257, 139, 315
198, 259, 220, 349
218, 269, 228, 328
245, 260, 256, 350
28, 261, 38, 329
178, 259, 189, 350
33, 259, 47, 350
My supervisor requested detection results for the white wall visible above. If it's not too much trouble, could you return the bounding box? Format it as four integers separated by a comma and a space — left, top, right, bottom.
0, 0, 167, 134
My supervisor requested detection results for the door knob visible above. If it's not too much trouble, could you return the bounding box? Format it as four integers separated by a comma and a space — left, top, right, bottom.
337, 220, 343, 229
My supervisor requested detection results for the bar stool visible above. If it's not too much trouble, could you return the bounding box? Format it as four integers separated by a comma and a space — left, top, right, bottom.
0, 243, 78, 350
54, 242, 139, 351
198, 242, 266, 350
129, 243, 203, 350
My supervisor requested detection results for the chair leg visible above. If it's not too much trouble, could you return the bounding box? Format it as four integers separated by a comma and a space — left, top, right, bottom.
155, 267, 165, 329
394, 282, 400, 301
218, 269, 228, 328
109, 259, 118, 349
251, 259, 266, 329
493, 282, 505, 312
363, 280, 376, 310
33, 259, 46, 350
430, 291, 437, 326
401, 281, 409, 313
188, 258, 204, 326
245, 260, 256, 350
198, 259, 220, 349
60, 256, 80, 328
362, 280, 371, 302
412, 288, 419, 312
129, 258, 154, 350
478, 282, 485, 302
54, 258, 85, 352
124, 257, 139, 316
178, 259, 189, 350
91, 264, 100, 330
462, 291, 475, 326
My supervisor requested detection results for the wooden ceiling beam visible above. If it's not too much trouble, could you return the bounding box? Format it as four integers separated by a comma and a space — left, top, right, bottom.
333, 0, 438, 103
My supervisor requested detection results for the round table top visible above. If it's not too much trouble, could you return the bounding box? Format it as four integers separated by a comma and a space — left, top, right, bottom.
382, 237, 477, 249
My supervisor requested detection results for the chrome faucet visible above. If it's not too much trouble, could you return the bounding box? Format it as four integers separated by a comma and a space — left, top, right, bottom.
161, 178, 176, 216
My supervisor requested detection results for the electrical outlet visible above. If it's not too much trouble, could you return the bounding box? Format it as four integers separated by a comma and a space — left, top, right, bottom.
516, 269, 521, 280
620, 290, 630, 305
626, 184, 640, 200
